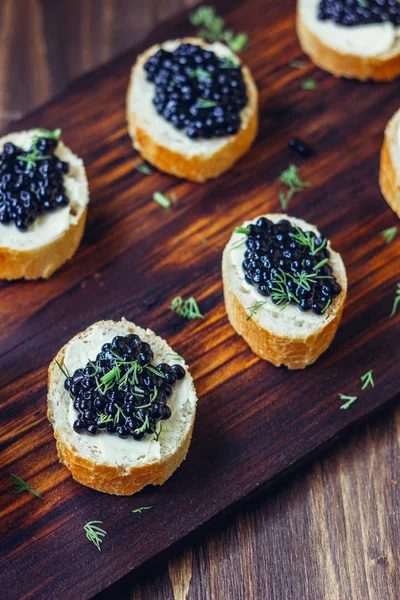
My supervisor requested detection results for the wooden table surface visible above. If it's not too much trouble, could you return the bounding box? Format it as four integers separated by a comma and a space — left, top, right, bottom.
2, 2, 400, 599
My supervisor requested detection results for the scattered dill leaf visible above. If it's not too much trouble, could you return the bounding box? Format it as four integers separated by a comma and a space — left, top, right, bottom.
390, 282, 400, 318
278, 164, 310, 210
17, 147, 50, 171
153, 423, 162, 441
289, 59, 307, 69
246, 300, 269, 320
170, 296, 204, 320
166, 353, 184, 361
136, 162, 153, 175
197, 98, 218, 108
55, 359, 70, 379
153, 191, 176, 211
381, 226, 398, 244
34, 127, 62, 140
132, 506, 152, 514
84, 521, 107, 551
10, 474, 42, 499
339, 394, 358, 410
189, 5, 249, 52
301, 79, 317, 90
360, 369, 374, 390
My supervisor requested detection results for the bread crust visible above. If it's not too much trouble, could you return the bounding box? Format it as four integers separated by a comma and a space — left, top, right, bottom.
0, 206, 87, 280
126, 38, 258, 182
222, 216, 347, 370
379, 110, 400, 219
297, 13, 400, 81
47, 321, 196, 496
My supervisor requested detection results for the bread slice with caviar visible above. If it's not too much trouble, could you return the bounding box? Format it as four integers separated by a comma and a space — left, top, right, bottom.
380, 107, 400, 219
222, 214, 347, 369
126, 37, 258, 182
47, 318, 197, 496
297, 0, 400, 81
0, 128, 89, 280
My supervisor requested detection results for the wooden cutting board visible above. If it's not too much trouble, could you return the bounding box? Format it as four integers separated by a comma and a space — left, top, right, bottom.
1, 1, 399, 598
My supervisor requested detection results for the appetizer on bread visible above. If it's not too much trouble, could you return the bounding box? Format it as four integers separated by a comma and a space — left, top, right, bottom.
0, 128, 89, 280
297, 0, 400, 81
47, 318, 197, 496
222, 214, 347, 369
380, 107, 400, 219
126, 38, 258, 182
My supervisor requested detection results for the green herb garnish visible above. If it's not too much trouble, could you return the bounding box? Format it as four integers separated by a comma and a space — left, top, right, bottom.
197, 98, 218, 108
220, 56, 240, 68
132, 506, 152, 514
17, 147, 50, 171
134, 414, 150, 436
390, 282, 400, 318
339, 394, 358, 410
10, 474, 42, 499
136, 162, 153, 175
153, 191, 176, 211
97, 413, 113, 425
146, 365, 166, 379
301, 79, 317, 90
189, 5, 249, 52
289, 60, 307, 69
246, 300, 269, 320
170, 296, 204, 320
55, 359, 70, 379
360, 369, 374, 390
289, 226, 327, 256
153, 423, 162, 441
84, 521, 106, 551
278, 164, 310, 210
189, 67, 212, 83
33, 128, 61, 140
381, 226, 398, 244
166, 353, 184, 361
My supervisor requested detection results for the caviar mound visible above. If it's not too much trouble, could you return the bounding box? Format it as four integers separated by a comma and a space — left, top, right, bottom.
223, 214, 347, 369
144, 42, 248, 139
241, 218, 342, 315
66, 333, 186, 441
0, 133, 69, 231
318, 0, 400, 27
126, 37, 258, 182
47, 319, 198, 495
0, 129, 89, 280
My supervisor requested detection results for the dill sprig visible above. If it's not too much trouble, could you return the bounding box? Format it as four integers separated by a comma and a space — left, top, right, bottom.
390, 283, 400, 318
136, 162, 153, 175
220, 56, 239, 68
153, 191, 177, 211
289, 59, 307, 69
166, 353, 184, 361
33, 127, 61, 141
197, 98, 218, 108
360, 369, 374, 390
301, 79, 317, 90
231, 226, 250, 249
246, 300, 268, 320
289, 226, 327, 256
170, 296, 204, 320
278, 164, 310, 210
132, 506, 152, 514
84, 521, 107, 551
153, 423, 162, 441
339, 394, 358, 410
17, 147, 50, 171
189, 5, 249, 52
189, 67, 212, 83
10, 474, 42, 499
97, 413, 113, 425
381, 226, 398, 244
55, 359, 70, 379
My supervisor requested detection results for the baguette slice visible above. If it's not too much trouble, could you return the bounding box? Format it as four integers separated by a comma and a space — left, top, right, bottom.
126, 37, 258, 182
222, 214, 347, 370
47, 318, 197, 496
380, 107, 400, 219
0, 130, 89, 280
297, 0, 400, 81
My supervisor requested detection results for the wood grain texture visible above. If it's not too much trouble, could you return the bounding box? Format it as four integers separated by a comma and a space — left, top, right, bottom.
1, 1, 400, 599
0, 0, 198, 131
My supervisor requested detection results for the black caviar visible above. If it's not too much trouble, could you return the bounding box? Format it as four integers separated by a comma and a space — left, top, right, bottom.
65, 334, 186, 440
0, 132, 69, 231
318, 0, 400, 26
144, 43, 248, 139
240, 218, 342, 315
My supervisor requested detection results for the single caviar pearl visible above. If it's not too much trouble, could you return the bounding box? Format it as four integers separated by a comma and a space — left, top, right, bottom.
288, 138, 312, 157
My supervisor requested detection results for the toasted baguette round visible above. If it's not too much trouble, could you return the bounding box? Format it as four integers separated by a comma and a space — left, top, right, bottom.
0, 130, 89, 280
297, 0, 400, 81
47, 318, 197, 496
126, 37, 258, 182
380, 107, 400, 219
222, 214, 347, 370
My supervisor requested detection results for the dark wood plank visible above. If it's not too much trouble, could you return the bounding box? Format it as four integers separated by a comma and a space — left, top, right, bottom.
1, 0, 400, 599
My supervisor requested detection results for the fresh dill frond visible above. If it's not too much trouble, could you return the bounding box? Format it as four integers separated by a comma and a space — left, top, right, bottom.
339, 394, 358, 410
84, 521, 107, 551
390, 283, 400, 318
278, 164, 310, 209
189, 5, 249, 52
246, 300, 269, 320
55, 360, 70, 379
153, 423, 162, 442
132, 506, 152, 514
10, 474, 42, 499
360, 369, 374, 390
170, 296, 204, 320
381, 226, 398, 244
301, 79, 317, 90
135, 162, 153, 175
